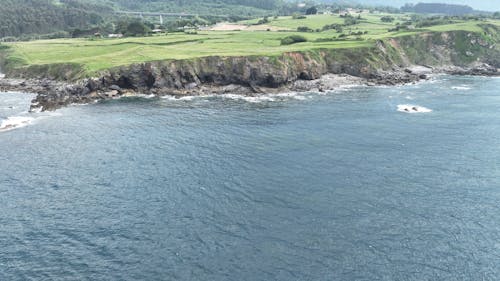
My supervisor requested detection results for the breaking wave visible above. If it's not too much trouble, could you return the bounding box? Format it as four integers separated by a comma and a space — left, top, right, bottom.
397, 104, 432, 114
451, 86, 471, 91
0, 116, 34, 132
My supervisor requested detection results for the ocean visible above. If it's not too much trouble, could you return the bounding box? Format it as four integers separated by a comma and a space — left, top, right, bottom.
1, 75, 499, 280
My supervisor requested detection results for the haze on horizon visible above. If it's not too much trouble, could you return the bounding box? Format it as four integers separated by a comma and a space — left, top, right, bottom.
344, 0, 500, 11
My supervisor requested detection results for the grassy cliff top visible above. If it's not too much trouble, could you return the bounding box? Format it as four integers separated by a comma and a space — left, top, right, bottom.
2, 13, 499, 77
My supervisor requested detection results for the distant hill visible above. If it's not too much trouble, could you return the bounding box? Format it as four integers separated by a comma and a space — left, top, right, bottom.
318, 0, 500, 12
402, 3, 474, 15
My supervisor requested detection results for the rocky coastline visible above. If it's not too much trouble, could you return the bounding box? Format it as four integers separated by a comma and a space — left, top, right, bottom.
0, 30, 498, 112
0, 62, 498, 112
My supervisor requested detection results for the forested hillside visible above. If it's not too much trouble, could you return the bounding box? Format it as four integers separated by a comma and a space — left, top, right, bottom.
106, 0, 281, 10
0, 0, 112, 38
0, 0, 285, 38
96, 0, 283, 16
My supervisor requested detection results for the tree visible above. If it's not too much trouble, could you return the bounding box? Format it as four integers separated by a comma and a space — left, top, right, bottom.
126, 21, 151, 36
344, 17, 358, 26
257, 16, 269, 24
381, 16, 395, 23
101, 22, 115, 34
0, 0, 112, 38
305, 6, 318, 15
0, 0, 286, 38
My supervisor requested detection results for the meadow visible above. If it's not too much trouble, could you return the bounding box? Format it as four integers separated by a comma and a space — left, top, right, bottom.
2, 13, 499, 75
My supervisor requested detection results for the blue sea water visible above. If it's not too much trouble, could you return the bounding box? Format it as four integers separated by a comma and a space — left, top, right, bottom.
1, 75, 500, 280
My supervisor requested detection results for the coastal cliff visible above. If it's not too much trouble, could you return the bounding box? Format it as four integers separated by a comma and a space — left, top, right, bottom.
1, 29, 499, 111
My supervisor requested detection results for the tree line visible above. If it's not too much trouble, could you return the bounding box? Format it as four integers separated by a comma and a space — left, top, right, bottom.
0, 0, 286, 39
0, 0, 113, 38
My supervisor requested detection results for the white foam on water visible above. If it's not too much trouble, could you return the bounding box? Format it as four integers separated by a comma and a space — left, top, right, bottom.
160, 95, 177, 101
451, 86, 471, 91
159, 88, 350, 104
276, 92, 299, 98
29, 107, 43, 113
162, 94, 215, 101
161, 95, 195, 101
397, 104, 432, 114
293, 95, 307, 100
218, 94, 276, 103
220, 94, 243, 100
0, 110, 62, 133
177, 96, 196, 101
0, 116, 34, 132
136, 94, 156, 99
337, 83, 364, 90
241, 96, 275, 103
275, 92, 308, 100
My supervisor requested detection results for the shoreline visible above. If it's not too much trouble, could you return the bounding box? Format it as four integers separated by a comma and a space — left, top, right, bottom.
1, 30, 498, 112
0, 63, 497, 112
0, 28, 498, 113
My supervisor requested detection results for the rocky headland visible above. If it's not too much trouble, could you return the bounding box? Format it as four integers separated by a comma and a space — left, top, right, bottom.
0, 30, 498, 112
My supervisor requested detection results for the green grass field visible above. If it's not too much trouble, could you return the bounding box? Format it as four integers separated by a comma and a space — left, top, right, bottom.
241, 15, 346, 30
3, 13, 499, 76
6, 32, 374, 73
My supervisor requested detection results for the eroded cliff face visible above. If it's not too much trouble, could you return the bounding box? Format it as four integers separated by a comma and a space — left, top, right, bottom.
9, 29, 498, 111
96, 48, 376, 93
392, 28, 499, 67
88, 30, 500, 93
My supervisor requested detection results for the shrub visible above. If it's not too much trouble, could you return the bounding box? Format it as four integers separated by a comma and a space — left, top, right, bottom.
280, 35, 307, 45
381, 16, 395, 23
344, 17, 358, 26
1, 37, 17, 42
257, 17, 269, 25
297, 26, 313, 32
292, 13, 307, 20
322, 23, 343, 33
